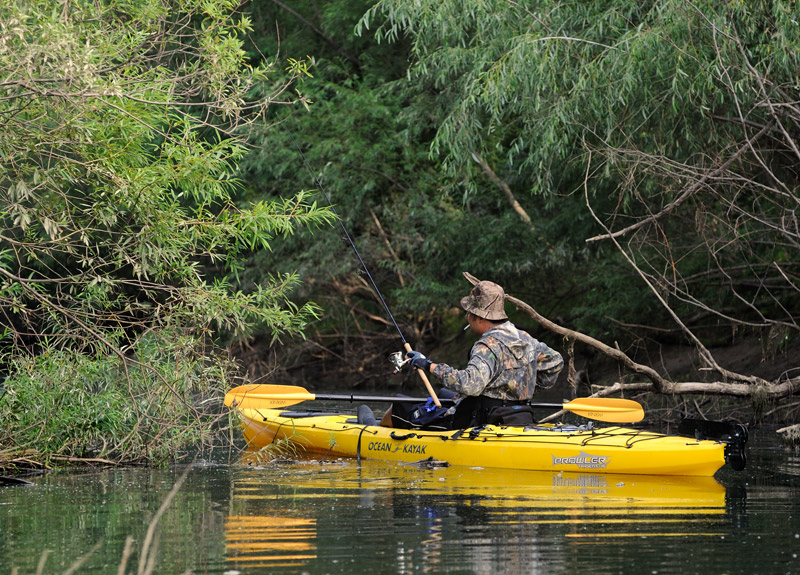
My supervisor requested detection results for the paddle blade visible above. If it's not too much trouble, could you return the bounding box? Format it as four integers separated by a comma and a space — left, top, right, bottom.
562, 397, 644, 423
224, 384, 315, 409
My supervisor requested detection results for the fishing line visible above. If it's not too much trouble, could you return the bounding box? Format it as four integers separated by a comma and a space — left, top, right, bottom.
283, 125, 409, 346
282, 119, 441, 406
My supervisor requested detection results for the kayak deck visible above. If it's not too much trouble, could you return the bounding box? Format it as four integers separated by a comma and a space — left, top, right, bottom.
235, 408, 731, 477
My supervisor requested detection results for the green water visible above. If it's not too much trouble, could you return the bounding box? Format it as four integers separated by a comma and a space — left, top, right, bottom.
1, 428, 798, 575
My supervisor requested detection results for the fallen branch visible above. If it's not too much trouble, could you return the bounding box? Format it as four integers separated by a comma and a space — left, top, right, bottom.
463, 272, 800, 400
777, 423, 800, 445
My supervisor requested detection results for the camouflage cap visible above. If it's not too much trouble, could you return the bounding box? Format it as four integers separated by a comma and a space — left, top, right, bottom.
460, 280, 508, 320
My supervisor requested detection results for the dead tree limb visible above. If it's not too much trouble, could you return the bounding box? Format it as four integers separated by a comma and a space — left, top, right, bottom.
584, 121, 773, 244
581, 153, 772, 389
463, 271, 800, 400
472, 153, 536, 232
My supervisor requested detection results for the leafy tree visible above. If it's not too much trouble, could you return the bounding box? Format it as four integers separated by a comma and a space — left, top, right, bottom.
359, 0, 800, 405
233, 1, 582, 382
0, 0, 334, 465
235, 0, 444, 373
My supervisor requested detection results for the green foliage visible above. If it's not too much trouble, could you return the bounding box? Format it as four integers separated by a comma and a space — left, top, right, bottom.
237, 0, 586, 339
0, 330, 234, 464
356, 0, 800, 339
0, 0, 336, 345
202, 0, 800, 397
0, 0, 336, 464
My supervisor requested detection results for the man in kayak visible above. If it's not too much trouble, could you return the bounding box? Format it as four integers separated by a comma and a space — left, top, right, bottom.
381, 280, 563, 429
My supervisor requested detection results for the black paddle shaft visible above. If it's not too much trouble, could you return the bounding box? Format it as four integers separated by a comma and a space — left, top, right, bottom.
315, 394, 566, 410
315, 394, 455, 405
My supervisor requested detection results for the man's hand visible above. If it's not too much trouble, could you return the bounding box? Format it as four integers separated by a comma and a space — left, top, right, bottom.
405, 350, 433, 372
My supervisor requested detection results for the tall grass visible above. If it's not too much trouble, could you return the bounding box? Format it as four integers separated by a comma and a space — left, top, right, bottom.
0, 329, 235, 467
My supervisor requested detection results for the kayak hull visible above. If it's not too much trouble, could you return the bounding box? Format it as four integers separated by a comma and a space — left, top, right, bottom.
234, 408, 728, 476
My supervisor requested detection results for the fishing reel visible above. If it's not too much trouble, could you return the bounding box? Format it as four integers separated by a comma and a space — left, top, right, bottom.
388, 351, 411, 373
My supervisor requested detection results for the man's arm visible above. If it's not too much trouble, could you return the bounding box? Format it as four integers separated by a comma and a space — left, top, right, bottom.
536, 344, 564, 390
431, 343, 499, 396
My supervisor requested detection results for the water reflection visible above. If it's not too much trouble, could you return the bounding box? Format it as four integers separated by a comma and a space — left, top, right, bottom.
225, 515, 316, 569
2, 430, 798, 575
226, 456, 732, 574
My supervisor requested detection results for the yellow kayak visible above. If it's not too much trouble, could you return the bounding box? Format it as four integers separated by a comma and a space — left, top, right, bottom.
233, 407, 744, 477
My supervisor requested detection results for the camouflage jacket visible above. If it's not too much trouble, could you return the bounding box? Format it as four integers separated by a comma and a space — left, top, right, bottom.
431, 321, 563, 401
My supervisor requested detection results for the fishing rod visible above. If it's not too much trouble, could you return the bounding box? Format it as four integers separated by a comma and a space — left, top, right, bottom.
284, 126, 441, 406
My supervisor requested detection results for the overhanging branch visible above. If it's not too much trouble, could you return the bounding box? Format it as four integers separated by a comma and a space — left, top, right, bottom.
463, 271, 799, 400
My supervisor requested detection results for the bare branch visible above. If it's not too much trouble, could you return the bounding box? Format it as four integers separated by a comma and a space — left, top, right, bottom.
473, 153, 536, 232
465, 271, 800, 401
585, 121, 774, 244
